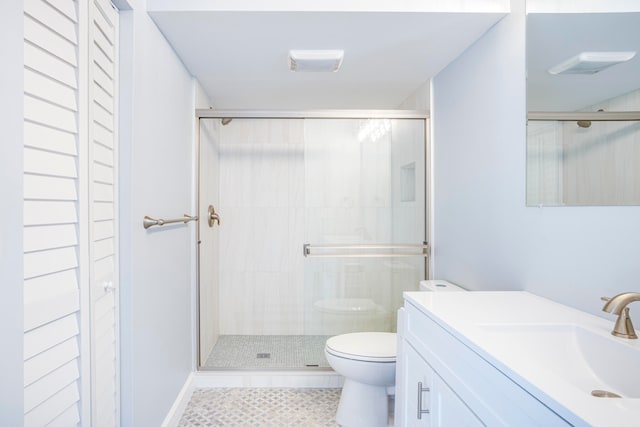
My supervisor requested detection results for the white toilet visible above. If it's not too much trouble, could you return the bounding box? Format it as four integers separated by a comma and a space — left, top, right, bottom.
325, 280, 465, 427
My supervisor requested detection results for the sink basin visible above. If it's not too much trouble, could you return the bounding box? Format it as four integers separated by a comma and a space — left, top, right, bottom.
477, 323, 640, 399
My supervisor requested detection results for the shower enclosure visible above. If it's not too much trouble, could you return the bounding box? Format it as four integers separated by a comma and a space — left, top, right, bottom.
197, 111, 428, 369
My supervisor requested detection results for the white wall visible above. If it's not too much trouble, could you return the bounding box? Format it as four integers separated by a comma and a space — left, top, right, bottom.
0, 1, 24, 424
432, 0, 640, 325
118, 3, 196, 425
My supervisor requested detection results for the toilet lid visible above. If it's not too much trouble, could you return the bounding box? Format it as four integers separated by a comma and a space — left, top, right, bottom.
325, 332, 396, 362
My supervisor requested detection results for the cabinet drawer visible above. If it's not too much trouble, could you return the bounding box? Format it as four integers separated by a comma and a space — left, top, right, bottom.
404, 302, 571, 426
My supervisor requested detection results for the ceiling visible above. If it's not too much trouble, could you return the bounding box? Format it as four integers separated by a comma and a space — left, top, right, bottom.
527, 12, 640, 111
148, 8, 507, 110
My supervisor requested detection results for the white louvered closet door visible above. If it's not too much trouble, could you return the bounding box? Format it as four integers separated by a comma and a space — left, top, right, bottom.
89, 1, 119, 426
23, 0, 119, 425
24, 0, 84, 425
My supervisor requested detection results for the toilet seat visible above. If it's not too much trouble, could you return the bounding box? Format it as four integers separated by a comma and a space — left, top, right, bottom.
325, 332, 396, 363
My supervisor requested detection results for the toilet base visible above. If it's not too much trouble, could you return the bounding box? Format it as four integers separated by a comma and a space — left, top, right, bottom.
336, 379, 390, 427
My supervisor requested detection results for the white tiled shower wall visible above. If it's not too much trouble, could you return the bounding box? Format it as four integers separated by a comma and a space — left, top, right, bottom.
216, 118, 425, 335
218, 119, 306, 335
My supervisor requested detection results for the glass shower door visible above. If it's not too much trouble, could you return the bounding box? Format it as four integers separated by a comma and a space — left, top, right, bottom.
302, 118, 426, 367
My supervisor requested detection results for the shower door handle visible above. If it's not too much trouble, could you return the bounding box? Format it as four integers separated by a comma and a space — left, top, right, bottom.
208, 205, 221, 227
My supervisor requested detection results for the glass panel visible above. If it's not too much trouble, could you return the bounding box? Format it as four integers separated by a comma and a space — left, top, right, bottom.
302, 118, 426, 367
198, 117, 426, 370
199, 118, 308, 370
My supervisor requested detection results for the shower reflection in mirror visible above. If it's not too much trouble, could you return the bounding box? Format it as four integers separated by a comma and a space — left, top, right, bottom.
526, 11, 640, 206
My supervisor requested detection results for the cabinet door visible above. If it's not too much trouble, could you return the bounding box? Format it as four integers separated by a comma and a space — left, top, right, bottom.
401, 342, 433, 426
431, 374, 484, 427
401, 342, 483, 427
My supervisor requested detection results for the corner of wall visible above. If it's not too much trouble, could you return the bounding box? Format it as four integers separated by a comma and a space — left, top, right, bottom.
160, 373, 195, 427
397, 80, 430, 111
194, 80, 213, 110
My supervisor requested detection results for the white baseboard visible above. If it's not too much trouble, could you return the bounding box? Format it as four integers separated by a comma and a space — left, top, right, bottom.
161, 372, 195, 427
194, 370, 344, 388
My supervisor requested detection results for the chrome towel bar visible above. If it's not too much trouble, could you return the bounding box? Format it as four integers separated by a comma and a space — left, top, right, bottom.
303, 243, 429, 258
143, 214, 198, 229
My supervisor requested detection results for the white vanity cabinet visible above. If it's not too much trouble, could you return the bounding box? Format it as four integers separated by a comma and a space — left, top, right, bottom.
395, 296, 572, 427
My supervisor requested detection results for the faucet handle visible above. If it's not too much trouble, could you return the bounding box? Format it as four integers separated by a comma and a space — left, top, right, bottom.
601, 296, 613, 313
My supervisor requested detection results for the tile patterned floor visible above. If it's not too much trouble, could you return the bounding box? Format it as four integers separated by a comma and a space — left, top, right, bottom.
203, 335, 331, 369
178, 388, 341, 426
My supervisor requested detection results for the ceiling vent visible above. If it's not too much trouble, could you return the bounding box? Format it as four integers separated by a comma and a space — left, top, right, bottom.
548, 51, 636, 75
288, 50, 344, 72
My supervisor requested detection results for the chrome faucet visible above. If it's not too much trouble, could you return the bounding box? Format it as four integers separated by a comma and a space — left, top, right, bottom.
601, 293, 640, 339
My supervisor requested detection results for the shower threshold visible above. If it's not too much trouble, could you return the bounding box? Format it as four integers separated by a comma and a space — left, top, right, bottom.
202, 335, 331, 369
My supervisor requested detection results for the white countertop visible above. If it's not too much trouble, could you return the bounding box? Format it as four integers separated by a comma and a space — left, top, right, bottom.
404, 291, 640, 427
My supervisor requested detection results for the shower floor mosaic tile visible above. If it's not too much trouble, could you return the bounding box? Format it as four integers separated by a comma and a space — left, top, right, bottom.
203, 335, 331, 369
178, 388, 341, 426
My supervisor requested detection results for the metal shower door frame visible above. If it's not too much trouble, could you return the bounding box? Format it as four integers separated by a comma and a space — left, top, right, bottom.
195, 110, 430, 370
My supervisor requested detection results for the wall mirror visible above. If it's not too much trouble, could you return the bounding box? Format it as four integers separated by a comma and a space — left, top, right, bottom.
526, 8, 640, 206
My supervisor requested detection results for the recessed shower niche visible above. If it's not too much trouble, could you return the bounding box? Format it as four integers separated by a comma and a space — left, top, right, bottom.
196, 113, 428, 369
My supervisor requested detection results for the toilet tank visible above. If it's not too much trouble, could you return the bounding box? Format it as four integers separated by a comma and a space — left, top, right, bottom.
419, 279, 466, 292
